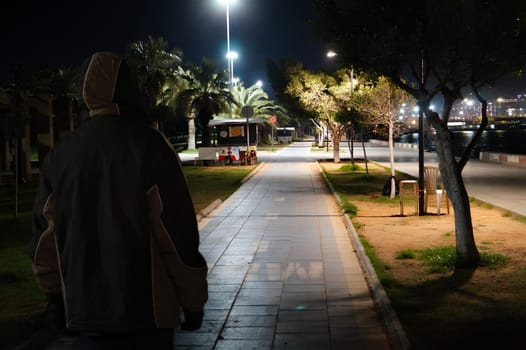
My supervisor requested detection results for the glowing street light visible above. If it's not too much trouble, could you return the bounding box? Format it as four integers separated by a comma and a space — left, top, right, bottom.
326, 50, 338, 58
226, 51, 239, 59
255, 80, 263, 88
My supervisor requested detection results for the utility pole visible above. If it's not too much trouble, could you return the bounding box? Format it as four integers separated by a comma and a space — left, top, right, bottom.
418, 51, 425, 215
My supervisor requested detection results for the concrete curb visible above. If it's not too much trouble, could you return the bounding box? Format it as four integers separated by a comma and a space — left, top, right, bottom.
195, 162, 265, 222
196, 198, 223, 222
316, 161, 411, 350
241, 162, 266, 183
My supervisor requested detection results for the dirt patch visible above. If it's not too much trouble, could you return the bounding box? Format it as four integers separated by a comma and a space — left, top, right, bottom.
322, 160, 526, 348
354, 200, 526, 281
321, 162, 526, 279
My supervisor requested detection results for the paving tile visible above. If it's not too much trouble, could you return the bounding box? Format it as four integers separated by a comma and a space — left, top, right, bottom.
327, 304, 383, 328
278, 310, 328, 322
233, 295, 281, 306
251, 256, 289, 263
174, 332, 217, 346
244, 273, 283, 281
174, 345, 214, 350
214, 340, 272, 350
273, 333, 331, 350
326, 288, 354, 306
205, 292, 237, 310
215, 255, 253, 266
207, 284, 240, 293
225, 315, 277, 328
237, 288, 282, 297
229, 305, 279, 316
283, 261, 324, 282
276, 320, 329, 333
241, 281, 283, 289
189, 320, 223, 334
330, 326, 392, 349
282, 284, 325, 293
202, 309, 229, 322
247, 266, 285, 274
220, 326, 274, 340
280, 292, 327, 311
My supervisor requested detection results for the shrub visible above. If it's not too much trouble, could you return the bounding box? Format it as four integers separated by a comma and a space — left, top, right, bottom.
396, 249, 416, 259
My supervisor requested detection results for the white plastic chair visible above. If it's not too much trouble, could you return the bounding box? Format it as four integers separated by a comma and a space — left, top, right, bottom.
424, 166, 450, 215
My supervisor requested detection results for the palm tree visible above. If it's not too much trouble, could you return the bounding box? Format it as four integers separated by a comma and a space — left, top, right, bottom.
228, 82, 287, 143
161, 66, 197, 149
176, 59, 234, 148
126, 36, 182, 125
230, 83, 285, 118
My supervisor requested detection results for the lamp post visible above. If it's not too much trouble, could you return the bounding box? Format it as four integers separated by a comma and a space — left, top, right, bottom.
226, 51, 238, 118
219, 0, 237, 118
226, 51, 239, 87
418, 50, 425, 216
325, 50, 338, 152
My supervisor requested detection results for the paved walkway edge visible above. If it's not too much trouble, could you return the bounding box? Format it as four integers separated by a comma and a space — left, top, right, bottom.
316, 161, 411, 350
195, 163, 266, 222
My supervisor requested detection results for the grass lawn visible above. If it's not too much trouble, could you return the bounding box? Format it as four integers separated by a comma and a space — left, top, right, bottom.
322, 160, 526, 350
184, 164, 255, 213
1, 181, 48, 349
0, 164, 254, 349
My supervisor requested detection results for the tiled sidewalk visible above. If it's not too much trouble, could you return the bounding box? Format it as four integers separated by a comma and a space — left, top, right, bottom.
176, 148, 392, 349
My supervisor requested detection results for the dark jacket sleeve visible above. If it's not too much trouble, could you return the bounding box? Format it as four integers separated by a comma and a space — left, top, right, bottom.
28, 153, 62, 294
144, 130, 208, 312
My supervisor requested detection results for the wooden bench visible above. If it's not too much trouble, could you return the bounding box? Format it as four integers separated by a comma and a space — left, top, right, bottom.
194, 147, 219, 166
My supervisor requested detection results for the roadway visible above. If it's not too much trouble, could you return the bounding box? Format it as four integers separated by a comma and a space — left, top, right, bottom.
304, 142, 526, 217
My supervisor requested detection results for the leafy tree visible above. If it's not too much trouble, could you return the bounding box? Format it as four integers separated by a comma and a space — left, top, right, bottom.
285, 64, 364, 162
176, 59, 234, 148
314, 0, 526, 267
356, 76, 414, 198
267, 60, 316, 137
29, 66, 80, 99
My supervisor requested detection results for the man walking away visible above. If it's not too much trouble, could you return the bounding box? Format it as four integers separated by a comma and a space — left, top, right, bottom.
28, 52, 208, 349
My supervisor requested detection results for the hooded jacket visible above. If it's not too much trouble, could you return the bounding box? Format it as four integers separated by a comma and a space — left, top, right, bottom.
28, 52, 207, 332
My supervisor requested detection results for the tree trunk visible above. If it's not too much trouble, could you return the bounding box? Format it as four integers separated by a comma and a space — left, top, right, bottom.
332, 135, 340, 163
432, 114, 480, 268
187, 117, 196, 150
361, 127, 369, 176
348, 128, 355, 164
388, 121, 396, 199
202, 123, 212, 147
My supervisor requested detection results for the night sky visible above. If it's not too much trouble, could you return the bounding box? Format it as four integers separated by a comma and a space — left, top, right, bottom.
2, 0, 328, 89
2, 0, 524, 98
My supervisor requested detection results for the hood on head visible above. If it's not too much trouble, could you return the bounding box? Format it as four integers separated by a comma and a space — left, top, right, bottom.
80, 52, 147, 120
81, 52, 122, 117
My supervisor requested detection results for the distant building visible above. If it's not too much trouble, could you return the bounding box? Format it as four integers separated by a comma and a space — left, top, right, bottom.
495, 95, 526, 117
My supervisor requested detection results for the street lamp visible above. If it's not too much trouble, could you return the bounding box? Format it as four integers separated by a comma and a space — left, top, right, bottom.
226, 51, 238, 118
226, 50, 239, 87
219, 0, 237, 118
